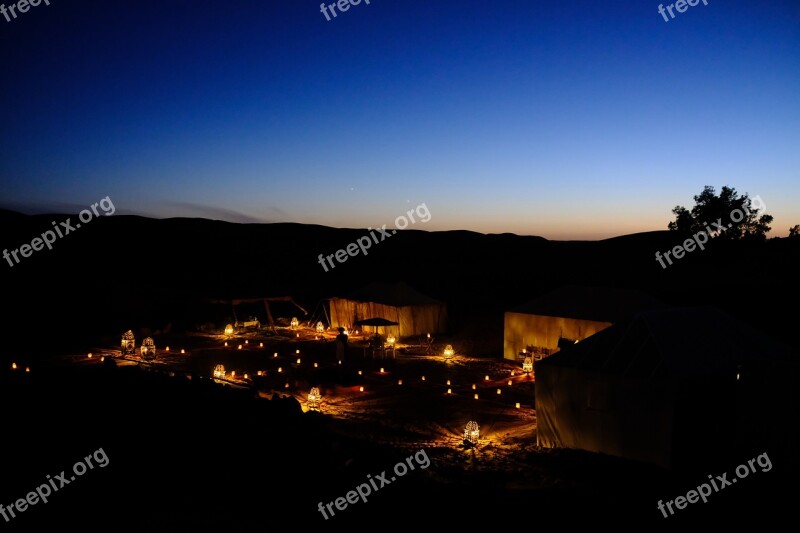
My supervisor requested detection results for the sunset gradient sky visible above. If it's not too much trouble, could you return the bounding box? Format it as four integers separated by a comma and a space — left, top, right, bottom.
1, 0, 798, 239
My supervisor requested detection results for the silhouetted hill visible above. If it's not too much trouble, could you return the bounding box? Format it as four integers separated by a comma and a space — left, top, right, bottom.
1, 210, 798, 355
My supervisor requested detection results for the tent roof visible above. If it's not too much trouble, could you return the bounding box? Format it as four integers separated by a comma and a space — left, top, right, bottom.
509, 285, 665, 323
336, 281, 442, 307
537, 306, 796, 380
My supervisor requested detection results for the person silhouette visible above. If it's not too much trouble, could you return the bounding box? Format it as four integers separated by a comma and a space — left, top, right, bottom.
335, 327, 348, 363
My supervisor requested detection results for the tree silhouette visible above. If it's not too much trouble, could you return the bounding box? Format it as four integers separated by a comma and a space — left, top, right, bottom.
668, 186, 773, 241
789, 225, 800, 238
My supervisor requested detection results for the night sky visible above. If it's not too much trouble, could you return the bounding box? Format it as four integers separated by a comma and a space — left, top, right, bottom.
1, 0, 798, 239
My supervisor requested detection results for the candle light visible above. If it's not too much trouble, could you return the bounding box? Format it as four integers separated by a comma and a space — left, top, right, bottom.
166, 346, 170, 352
181, 349, 185, 354
508, 380, 512, 386
422, 375, 426, 381
380, 367, 385, 373
496, 389, 502, 395
446, 380, 451, 386
238, 345, 242, 350
515, 402, 521, 409
259, 342, 264, 348
398, 379, 403, 385
447, 388, 452, 394
278, 367, 282, 372
472, 384, 476, 390
474, 393, 479, 400
359, 386, 365, 392
314, 362, 318, 368
485, 375, 489, 381
88, 353, 92, 358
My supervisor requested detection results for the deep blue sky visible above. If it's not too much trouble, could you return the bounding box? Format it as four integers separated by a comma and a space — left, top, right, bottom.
1, 0, 798, 238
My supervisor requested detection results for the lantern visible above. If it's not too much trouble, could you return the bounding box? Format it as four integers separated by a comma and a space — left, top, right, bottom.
443, 344, 454, 361
359, 386, 365, 392
387, 335, 396, 345
446, 380, 451, 386
398, 379, 403, 385
121, 330, 135, 355
140, 337, 156, 359
290, 317, 299, 329
496, 389, 501, 395
238, 345, 242, 350
474, 393, 479, 400
484, 375, 490, 381
224, 324, 234, 336
447, 388, 452, 394
523, 357, 533, 374
308, 387, 321, 411
316, 321, 325, 334
465, 421, 479, 446
213, 364, 225, 379
516, 402, 521, 409
11, 362, 17, 370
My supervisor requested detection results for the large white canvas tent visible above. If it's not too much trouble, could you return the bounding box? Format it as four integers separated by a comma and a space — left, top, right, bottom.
329, 281, 447, 338
504, 285, 664, 361
535, 307, 798, 469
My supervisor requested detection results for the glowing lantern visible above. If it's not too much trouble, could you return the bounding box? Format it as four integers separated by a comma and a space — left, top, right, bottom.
259, 342, 264, 348
508, 380, 512, 386
472, 384, 476, 390
285, 382, 290, 388
231, 371, 236, 378
278, 367, 283, 373
224, 324, 234, 336
308, 387, 321, 411
245, 340, 249, 344
257, 371, 263, 376
11, 362, 17, 370
121, 330, 136, 355
427, 333, 431, 339
515, 403, 521, 409
387, 335, 396, 345
224, 342, 228, 347
166, 346, 170, 352
447, 388, 452, 394
25, 367, 30, 373
100, 357, 104, 362
474, 393, 479, 400
316, 322, 325, 334
443, 345, 454, 361
314, 362, 318, 368
484, 375, 489, 381
181, 349, 185, 354
296, 349, 301, 354
296, 333, 300, 338
380, 367, 385, 373
398, 379, 403, 385
296, 358, 301, 364
213, 365, 225, 379
290, 317, 299, 329
464, 421, 479, 446
140, 337, 156, 359
359, 386, 365, 392
274, 352, 278, 358
523, 357, 533, 374
422, 375, 426, 381
446, 380, 451, 386
238, 345, 242, 350
358, 370, 363, 376
496, 389, 502, 395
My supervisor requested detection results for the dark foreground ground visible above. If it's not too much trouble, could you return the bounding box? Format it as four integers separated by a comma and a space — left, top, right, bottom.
2, 360, 795, 531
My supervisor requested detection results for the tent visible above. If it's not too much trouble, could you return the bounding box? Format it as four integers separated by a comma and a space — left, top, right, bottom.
329, 282, 447, 338
535, 306, 798, 469
503, 285, 664, 361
